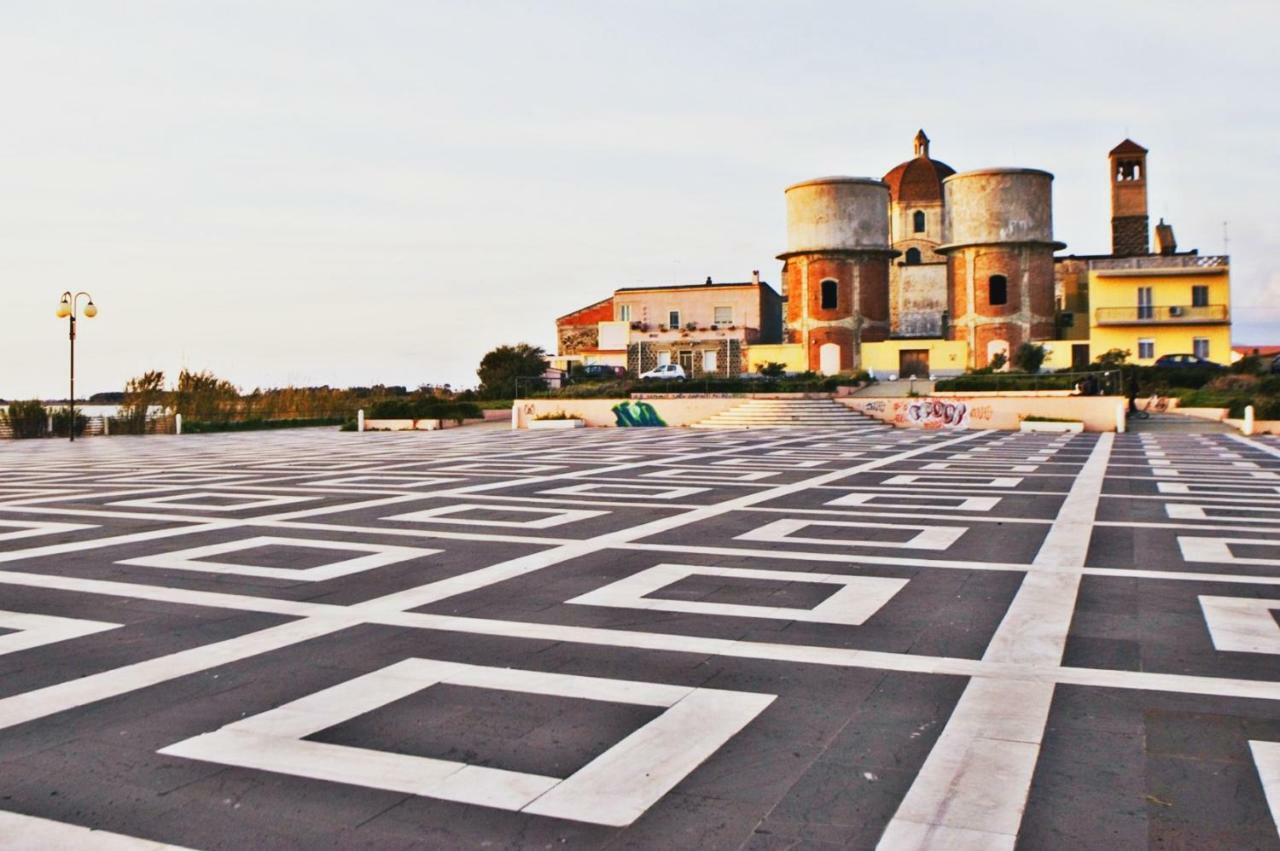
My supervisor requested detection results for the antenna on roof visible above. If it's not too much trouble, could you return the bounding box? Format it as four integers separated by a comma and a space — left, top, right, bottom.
1223, 221, 1230, 256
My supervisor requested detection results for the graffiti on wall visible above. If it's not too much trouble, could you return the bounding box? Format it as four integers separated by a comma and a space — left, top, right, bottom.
891, 399, 969, 429
612, 401, 667, 427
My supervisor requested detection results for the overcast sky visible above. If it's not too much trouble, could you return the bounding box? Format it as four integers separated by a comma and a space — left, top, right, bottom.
3, 1, 1277, 398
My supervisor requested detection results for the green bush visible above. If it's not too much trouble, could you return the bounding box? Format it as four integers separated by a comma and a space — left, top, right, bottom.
181, 417, 346, 434
365, 400, 482, 421
934, 374, 1080, 392
51, 408, 89, 437
5, 400, 48, 438
1011, 342, 1047, 374
526, 372, 873, 399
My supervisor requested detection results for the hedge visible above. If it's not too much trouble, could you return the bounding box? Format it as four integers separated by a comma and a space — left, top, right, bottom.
180, 417, 346, 434
365, 400, 483, 421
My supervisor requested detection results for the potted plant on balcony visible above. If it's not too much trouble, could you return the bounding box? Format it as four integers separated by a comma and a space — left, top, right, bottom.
685, 321, 698, 332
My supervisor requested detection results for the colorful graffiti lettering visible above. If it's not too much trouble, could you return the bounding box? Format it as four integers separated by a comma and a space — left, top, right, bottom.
905, 399, 969, 429
612, 401, 667, 427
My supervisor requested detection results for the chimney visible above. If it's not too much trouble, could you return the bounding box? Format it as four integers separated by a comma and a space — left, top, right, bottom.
751, 269, 760, 285
1154, 219, 1177, 255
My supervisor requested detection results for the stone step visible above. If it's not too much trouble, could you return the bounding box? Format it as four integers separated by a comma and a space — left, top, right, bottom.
691, 399, 885, 430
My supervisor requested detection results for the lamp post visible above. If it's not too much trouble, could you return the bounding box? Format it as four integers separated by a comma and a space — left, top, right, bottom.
55, 291, 97, 442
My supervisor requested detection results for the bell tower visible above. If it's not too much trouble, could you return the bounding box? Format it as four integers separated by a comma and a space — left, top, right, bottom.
1109, 139, 1149, 256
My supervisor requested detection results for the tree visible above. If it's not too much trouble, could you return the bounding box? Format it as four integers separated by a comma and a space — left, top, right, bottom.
988, 351, 1008, 372
1012, 342, 1047, 374
477, 344, 548, 399
173, 369, 240, 422
118, 370, 167, 434
756, 361, 786, 378
1095, 348, 1130, 368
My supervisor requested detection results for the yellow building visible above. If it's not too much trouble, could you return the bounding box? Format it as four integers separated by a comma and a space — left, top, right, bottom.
1085, 257, 1230, 364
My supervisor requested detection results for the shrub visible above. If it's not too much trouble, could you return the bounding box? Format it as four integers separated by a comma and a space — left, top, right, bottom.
181, 417, 346, 434
1203, 374, 1259, 393
988, 352, 1008, 371
51, 407, 89, 437
756, 361, 787, 378
117, 369, 167, 434
5, 400, 49, 438
366, 399, 482, 422
1012, 342, 1047, 374
934, 374, 1078, 392
1095, 348, 1130, 367
532, 410, 579, 421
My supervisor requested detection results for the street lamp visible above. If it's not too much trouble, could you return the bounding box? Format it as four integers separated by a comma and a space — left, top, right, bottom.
55, 291, 97, 442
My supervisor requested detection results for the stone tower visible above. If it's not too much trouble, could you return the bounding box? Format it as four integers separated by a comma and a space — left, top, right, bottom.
883, 129, 954, 337
778, 177, 893, 374
940, 168, 1065, 369
1109, 139, 1150, 256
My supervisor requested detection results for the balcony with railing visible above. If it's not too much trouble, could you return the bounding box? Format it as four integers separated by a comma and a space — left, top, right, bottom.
1094, 304, 1229, 325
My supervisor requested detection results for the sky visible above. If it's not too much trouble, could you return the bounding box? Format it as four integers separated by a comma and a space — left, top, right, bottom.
3, 0, 1278, 398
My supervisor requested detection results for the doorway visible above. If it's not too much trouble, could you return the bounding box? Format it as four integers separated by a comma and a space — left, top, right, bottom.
818, 343, 841, 376
677, 350, 695, 374
1071, 343, 1090, 370
899, 349, 929, 379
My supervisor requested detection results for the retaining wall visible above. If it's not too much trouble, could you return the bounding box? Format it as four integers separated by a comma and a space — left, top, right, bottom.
839, 394, 1124, 432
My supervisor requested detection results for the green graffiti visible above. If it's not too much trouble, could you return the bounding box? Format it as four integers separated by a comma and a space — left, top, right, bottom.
612, 401, 666, 427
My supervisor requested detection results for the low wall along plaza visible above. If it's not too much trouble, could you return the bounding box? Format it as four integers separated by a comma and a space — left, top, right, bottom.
838, 394, 1123, 432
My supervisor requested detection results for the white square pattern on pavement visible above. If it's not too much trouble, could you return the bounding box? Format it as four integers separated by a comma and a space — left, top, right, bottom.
159, 658, 775, 827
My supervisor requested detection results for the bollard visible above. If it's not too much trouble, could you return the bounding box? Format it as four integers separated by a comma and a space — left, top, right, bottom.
103, 416, 109, 436
1115, 402, 1126, 434
357, 409, 365, 433
1245, 405, 1255, 437
47, 413, 54, 435
175, 413, 183, 435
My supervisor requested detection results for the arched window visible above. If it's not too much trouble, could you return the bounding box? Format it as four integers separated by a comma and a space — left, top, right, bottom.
989, 275, 1008, 306
905, 247, 922, 265
820, 279, 838, 310
913, 210, 926, 232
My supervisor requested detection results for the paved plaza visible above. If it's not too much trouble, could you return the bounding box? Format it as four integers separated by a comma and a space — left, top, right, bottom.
0, 422, 1279, 849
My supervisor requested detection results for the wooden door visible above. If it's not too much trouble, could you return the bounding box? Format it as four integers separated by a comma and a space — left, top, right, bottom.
899, 349, 929, 378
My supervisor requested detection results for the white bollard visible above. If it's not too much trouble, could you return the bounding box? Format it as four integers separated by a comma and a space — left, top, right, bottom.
1116, 402, 1126, 434
1245, 405, 1255, 437
511, 404, 519, 430
103, 416, 109, 436
357, 409, 365, 433
175, 413, 182, 435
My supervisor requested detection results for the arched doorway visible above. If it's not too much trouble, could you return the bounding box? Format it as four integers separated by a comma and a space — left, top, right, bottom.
819, 343, 841, 376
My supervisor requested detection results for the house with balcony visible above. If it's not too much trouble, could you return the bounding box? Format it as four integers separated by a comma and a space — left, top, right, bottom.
553, 274, 783, 378
1055, 250, 1230, 368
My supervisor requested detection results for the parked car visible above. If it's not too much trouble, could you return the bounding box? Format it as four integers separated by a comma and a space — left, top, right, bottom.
570, 364, 626, 383
1152, 354, 1224, 369
639, 363, 687, 381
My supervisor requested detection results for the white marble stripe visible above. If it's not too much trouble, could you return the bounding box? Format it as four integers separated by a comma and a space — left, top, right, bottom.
879, 433, 1113, 850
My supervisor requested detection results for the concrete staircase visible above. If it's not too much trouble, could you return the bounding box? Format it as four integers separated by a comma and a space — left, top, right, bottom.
691, 398, 884, 430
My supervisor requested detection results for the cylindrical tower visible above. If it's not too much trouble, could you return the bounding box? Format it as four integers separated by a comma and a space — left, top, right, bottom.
777, 177, 893, 374
938, 168, 1065, 369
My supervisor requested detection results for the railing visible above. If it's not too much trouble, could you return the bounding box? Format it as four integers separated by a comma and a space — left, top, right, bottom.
1094, 304, 1229, 325
1088, 254, 1229, 271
